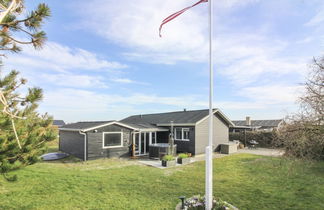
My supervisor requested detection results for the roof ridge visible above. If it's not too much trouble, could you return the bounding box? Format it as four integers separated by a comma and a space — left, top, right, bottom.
129, 108, 217, 117
75, 120, 114, 123
233, 119, 283, 121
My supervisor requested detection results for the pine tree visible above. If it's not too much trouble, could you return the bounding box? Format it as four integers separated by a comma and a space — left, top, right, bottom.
0, 70, 57, 180
0, 0, 50, 53
0, 1, 54, 180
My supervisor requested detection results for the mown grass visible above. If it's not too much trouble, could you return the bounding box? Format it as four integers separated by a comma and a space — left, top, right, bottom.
0, 153, 323, 210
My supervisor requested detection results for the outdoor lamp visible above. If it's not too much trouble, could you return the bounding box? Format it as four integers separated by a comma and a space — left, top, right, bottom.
178, 196, 186, 209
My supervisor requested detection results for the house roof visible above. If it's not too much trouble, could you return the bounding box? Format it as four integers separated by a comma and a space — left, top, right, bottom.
59, 120, 167, 132
121, 109, 234, 126
232, 119, 283, 127
60, 121, 114, 130
53, 120, 65, 127
121, 122, 169, 131
59, 109, 233, 132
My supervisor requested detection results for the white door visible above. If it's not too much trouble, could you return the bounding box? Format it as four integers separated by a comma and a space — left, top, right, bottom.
133, 132, 155, 156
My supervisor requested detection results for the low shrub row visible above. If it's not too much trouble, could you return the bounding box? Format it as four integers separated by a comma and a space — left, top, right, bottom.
162, 153, 191, 167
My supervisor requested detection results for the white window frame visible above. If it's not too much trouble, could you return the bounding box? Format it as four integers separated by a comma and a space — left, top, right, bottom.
174, 128, 190, 141
102, 132, 123, 149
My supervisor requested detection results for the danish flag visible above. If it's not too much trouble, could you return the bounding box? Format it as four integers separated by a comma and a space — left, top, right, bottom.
159, 0, 208, 37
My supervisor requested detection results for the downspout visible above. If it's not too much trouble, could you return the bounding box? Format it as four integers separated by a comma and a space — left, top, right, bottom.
79, 130, 87, 161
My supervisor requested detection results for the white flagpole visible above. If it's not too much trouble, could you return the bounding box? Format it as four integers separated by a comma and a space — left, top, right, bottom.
205, 0, 213, 209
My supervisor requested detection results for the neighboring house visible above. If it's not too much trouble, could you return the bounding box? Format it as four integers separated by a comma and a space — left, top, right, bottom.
53, 120, 66, 128
59, 109, 234, 161
230, 116, 283, 133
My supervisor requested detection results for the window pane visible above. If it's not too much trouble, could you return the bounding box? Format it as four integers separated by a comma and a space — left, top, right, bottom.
183, 129, 190, 140
104, 133, 122, 147
152, 132, 156, 144
175, 128, 182, 139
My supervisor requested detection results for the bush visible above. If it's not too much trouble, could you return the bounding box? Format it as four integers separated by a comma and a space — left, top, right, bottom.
162, 155, 175, 161
184, 195, 237, 210
276, 121, 324, 160
178, 153, 189, 159
275, 56, 324, 160
229, 131, 279, 148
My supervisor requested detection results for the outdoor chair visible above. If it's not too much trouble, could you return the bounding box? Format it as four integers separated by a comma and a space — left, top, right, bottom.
248, 140, 259, 149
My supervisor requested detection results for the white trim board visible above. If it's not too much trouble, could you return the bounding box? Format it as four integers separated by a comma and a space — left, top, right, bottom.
59, 121, 139, 132
195, 109, 234, 127
83, 121, 138, 132
102, 131, 123, 149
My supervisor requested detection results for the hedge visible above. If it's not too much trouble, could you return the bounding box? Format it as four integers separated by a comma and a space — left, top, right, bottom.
229, 131, 279, 148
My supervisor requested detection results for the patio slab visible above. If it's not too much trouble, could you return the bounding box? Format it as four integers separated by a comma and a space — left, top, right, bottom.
138, 158, 195, 169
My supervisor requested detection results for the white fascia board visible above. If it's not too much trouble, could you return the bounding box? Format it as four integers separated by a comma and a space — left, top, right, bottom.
138, 128, 169, 132
82, 121, 138, 132
60, 121, 138, 132
195, 109, 235, 127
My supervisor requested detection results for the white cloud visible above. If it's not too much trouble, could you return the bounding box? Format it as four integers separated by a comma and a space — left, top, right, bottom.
214, 84, 303, 111
40, 88, 208, 121
38, 73, 108, 88
40, 84, 303, 122
75, 0, 308, 86
296, 37, 314, 44
19, 0, 316, 121
2, 41, 137, 89
76, 0, 261, 64
220, 55, 307, 86
111, 78, 149, 85
5, 41, 126, 73
239, 84, 303, 104
305, 5, 324, 26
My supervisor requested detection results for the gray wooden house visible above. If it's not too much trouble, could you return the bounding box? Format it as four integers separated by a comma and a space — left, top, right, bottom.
59, 109, 234, 160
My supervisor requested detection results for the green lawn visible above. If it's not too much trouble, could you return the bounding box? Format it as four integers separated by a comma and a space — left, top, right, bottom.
0, 154, 323, 210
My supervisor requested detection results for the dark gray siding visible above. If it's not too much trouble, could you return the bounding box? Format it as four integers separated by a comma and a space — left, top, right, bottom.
86, 124, 132, 160
195, 113, 229, 154
159, 126, 195, 155
174, 126, 195, 155
59, 130, 85, 160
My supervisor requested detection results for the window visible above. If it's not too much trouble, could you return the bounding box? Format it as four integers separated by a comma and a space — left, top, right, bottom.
175, 128, 182, 140
103, 132, 123, 148
183, 128, 190, 140
174, 128, 190, 141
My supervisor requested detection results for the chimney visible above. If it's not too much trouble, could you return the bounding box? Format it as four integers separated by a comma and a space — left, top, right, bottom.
183, 108, 187, 112
246, 116, 251, 126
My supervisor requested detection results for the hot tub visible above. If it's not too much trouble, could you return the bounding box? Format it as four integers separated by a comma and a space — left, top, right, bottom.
149, 143, 177, 159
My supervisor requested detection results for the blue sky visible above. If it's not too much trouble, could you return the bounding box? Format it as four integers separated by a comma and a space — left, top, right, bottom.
4, 0, 324, 122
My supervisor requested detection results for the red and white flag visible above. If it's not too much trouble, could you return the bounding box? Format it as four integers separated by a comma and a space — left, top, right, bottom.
159, 0, 208, 37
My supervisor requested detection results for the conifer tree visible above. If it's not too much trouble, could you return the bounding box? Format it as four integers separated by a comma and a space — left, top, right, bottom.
0, 0, 50, 53
0, 70, 57, 180
0, 1, 54, 180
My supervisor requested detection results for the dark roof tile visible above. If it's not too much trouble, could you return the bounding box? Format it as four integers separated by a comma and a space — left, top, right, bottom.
53, 120, 65, 126
121, 109, 213, 124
